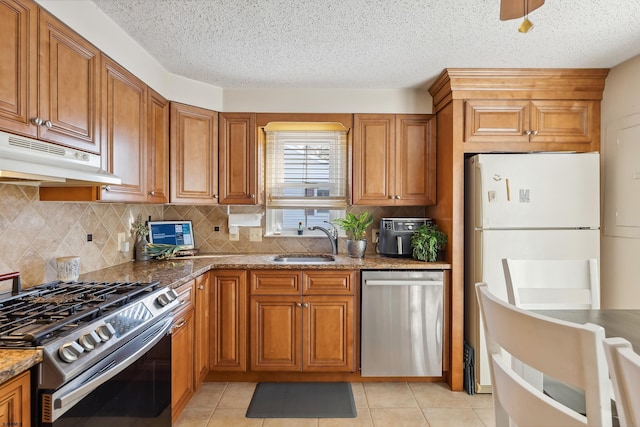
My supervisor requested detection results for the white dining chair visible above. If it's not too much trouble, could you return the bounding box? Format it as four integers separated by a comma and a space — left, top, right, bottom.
475, 282, 612, 427
502, 257, 601, 414
603, 337, 640, 427
502, 258, 600, 310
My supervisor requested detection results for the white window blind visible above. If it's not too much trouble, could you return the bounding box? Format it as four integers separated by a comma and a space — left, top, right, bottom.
265, 129, 348, 209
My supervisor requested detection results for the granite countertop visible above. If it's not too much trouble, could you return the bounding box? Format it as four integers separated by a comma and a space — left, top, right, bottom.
77, 253, 451, 289
0, 349, 42, 385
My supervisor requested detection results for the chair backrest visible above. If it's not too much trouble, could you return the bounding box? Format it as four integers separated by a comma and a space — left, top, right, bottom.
475, 282, 612, 427
502, 258, 600, 309
602, 337, 640, 427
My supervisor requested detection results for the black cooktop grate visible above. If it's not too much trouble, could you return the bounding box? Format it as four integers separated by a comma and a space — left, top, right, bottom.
0, 280, 159, 346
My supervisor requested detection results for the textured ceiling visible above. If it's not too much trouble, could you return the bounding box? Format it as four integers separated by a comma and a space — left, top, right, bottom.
89, 0, 640, 90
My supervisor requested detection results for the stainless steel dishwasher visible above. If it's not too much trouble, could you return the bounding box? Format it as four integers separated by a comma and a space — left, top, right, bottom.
361, 270, 443, 376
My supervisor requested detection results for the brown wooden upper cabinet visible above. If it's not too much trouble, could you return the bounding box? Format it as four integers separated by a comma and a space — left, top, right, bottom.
99, 56, 148, 202
352, 114, 436, 206
0, 2, 101, 153
170, 102, 219, 204
218, 113, 259, 205
40, 59, 169, 203
464, 99, 597, 149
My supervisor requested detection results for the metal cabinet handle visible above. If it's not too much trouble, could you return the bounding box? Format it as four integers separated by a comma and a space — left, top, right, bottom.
31, 117, 44, 126
524, 130, 532, 135
213, 194, 219, 199
250, 194, 255, 199
149, 191, 156, 196
172, 318, 186, 332
44, 120, 53, 128
303, 303, 309, 308
197, 285, 204, 290
532, 130, 538, 135
103, 185, 111, 191
389, 196, 394, 199
296, 302, 302, 307
395, 195, 401, 199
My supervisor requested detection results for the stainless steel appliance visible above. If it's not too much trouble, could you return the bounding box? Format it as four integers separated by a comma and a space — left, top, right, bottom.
361, 270, 444, 376
378, 218, 432, 258
0, 274, 179, 426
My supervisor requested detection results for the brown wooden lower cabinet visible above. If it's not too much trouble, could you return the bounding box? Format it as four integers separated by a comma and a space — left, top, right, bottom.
0, 370, 30, 427
194, 273, 210, 386
250, 270, 356, 372
171, 280, 195, 423
209, 270, 247, 371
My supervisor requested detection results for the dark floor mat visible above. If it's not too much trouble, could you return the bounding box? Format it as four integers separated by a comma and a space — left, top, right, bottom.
245, 382, 357, 418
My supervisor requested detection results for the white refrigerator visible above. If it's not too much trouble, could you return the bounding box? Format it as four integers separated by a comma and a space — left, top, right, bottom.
464, 152, 600, 393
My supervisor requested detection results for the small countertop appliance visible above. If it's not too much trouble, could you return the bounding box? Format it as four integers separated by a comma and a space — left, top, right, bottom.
378, 218, 432, 258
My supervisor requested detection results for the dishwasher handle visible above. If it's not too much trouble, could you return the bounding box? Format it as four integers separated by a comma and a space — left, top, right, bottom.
364, 279, 443, 286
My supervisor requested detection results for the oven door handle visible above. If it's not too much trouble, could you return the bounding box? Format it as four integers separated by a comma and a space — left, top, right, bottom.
54, 316, 172, 412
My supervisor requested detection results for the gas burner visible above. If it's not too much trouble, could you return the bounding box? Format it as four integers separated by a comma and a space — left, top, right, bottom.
0, 280, 161, 346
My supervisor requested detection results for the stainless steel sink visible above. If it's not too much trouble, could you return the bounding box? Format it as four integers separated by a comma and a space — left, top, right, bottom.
272, 254, 336, 263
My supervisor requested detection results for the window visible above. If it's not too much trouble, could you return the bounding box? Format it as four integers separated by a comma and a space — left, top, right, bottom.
264, 122, 348, 236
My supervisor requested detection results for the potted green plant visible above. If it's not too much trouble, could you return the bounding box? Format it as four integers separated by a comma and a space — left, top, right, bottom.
411, 223, 447, 262
334, 212, 374, 258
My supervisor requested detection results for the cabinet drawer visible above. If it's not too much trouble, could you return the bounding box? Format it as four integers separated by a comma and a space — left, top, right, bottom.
303, 270, 356, 295
250, 271, 302, 295
172, 280, 194, 316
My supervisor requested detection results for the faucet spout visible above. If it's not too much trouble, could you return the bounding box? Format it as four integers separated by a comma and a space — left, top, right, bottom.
308, 221, 339, 255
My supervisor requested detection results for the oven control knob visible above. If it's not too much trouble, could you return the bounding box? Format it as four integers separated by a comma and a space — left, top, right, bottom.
95, 323, 116, 342
156, 289, 178, 307
58, 341, 84, 363
78, 331, 100, 351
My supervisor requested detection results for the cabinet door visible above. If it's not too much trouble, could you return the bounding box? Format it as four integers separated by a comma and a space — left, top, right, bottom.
250, 295, 301, 371
352, 114, 395, 205
39, 9, 101, 154
171, 307, 194, 424
210, 270, 247, 371
194, 273, 210, 386
530, 100, 594, 145
0, 0, 37, 137
0, 370, 30, 427
463, 100, 530, 144
303, 295, 354, 372
219, 113, 257, 205
395, 115, 437, 206
170, 102, 219, 203
147, 88, 169, 203
100, 56, 147, 202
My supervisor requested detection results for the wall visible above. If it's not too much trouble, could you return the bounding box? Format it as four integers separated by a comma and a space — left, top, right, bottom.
600, 54, 640, 308
0, 183, 424, 289
163, 204, 424, 255
0, 184, 162, 290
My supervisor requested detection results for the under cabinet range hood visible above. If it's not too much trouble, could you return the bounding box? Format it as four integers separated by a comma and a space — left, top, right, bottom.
0, 131, 121, 185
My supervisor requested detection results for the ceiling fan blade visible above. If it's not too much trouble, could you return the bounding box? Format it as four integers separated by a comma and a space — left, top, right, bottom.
500, 0, 545, 21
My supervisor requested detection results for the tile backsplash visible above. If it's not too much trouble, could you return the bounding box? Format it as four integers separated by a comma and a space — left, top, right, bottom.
0, 183, 424, 289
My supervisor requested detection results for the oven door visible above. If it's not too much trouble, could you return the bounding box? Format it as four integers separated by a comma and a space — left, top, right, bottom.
39, 317, 172, 427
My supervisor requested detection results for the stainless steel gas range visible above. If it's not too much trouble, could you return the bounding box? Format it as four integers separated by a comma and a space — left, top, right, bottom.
0, 274, 179, 426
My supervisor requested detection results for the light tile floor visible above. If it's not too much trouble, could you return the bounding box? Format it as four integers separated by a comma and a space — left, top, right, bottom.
174, 382, 495, 427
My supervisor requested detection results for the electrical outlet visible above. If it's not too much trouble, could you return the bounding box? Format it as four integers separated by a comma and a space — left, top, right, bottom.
372, 229, 380, 244
229, 232, 239, 241
249, 227, 262, 242
117, 232, 126, 245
